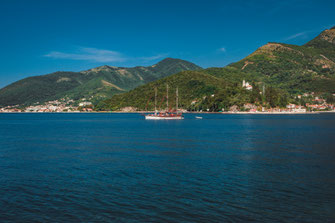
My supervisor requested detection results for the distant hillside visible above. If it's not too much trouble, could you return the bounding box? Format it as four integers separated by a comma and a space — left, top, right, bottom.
98, 26, 335, 111
206, 27, 335, 94
2, 27, 334, 110
0, 58, 201, 106
96, 69, 291, 112
96, 70, 227, 111
305, 26, 335, 57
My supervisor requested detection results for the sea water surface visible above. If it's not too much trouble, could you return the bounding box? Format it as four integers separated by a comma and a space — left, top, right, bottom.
0, 113, 335, 222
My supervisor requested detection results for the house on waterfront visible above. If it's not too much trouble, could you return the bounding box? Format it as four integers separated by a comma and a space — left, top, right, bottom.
286, 104, 297, 109
79, 102, 92, 107
286, 104, 306, 112
292, 106, 306, 113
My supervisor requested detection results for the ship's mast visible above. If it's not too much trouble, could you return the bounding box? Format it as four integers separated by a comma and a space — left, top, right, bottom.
166, 84, 169, 112
176, 87, 178, 112
154, 87, 157, 114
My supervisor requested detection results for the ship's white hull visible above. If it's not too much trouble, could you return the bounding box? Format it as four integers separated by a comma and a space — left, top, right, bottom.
145, 115, 184, 120
145, 85, 183, 120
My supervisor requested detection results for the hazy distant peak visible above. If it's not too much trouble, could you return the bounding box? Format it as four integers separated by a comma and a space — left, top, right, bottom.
245, 42, 296, 59
154, 57, 182, 65
153, 57, 202, 70
159, 57, 181, 62
321, 28, 335, 40
95, 65, 119, 70
81, 65, 119, 74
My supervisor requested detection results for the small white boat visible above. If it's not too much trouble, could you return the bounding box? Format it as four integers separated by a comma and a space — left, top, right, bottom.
195, 116, 203, 119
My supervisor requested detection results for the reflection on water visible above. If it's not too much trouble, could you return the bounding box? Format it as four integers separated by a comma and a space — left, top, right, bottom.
0, 113, 335, 222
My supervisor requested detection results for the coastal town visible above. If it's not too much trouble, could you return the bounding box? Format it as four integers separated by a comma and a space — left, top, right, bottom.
0, 98, 94, 113
1, 91, 334, 113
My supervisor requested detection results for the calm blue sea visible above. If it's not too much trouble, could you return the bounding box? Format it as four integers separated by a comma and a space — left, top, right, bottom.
0, 113, 335, 222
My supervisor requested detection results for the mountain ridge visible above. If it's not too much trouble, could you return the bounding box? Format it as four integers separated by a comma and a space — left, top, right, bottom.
97, 26, 335, 111
0, 58, 201, 107
1, 27, 335, 110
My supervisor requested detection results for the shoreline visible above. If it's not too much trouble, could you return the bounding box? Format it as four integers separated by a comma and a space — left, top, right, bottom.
1, 111, 335, 115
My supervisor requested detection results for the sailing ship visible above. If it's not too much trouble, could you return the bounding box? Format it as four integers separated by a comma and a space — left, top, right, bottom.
145, 84, 184, 120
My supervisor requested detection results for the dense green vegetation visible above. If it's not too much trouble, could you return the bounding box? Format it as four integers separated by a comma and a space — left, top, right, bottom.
0, 58, 201, 106
0, 72, 85, 106
96, 70, 292, 112
96, 71, 226, 111
97, 27, 335, 111
203, 27, 335, 95
226, 45, 335, 93
205, 28, 335, 95
1, 27, 335, 110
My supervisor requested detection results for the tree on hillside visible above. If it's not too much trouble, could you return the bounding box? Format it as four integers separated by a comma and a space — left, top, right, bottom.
250, 84, 262, 103
265, 87, 279, 107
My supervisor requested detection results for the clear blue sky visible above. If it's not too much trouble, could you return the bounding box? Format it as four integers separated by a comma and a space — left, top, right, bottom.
0, 0, 334, 87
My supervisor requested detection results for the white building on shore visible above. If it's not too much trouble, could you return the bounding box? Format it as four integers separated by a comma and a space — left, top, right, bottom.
242, 80, 253, 90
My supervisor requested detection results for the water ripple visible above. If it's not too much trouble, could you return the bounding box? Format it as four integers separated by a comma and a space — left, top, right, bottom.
0, 113, 335, 222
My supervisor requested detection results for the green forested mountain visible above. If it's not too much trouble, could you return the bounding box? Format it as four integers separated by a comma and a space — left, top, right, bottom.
2, 27, 334, 110
208, 27, 335, 94
98, 27, 335, 111
96, 69, 289, 112
305, 26, 335, 55
0, 58, 201, 106
96, 71, 228, 111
